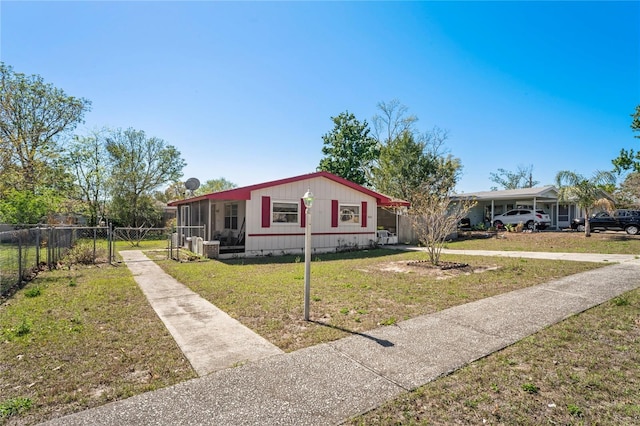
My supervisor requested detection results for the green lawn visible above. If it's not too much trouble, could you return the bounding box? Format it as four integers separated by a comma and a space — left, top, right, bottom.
447, 230, 640, 253
0, 264, 196, 425
155, 249, 604, 352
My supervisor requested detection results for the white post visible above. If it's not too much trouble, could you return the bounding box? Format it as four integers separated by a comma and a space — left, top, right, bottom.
304, 206, 311, 321
302, 189, 314, 321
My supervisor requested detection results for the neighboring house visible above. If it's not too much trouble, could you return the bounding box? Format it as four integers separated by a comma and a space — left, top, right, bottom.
168, 171, 409, 257
453, 186, 612, 230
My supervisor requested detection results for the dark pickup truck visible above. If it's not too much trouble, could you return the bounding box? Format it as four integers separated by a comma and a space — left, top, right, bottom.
571, 209, 640, 235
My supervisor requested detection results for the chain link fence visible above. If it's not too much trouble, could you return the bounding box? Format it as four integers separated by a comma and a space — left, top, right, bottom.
1, 224, 203, 299
0, 225, 110, 298
110, 227, 171, 262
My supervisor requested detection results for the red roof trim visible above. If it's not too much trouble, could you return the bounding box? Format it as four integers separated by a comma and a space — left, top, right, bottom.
168, 171, 410, 207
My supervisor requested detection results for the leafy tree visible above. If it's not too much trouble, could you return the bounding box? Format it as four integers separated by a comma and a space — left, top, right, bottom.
318, 111, 378, 186
613, 172, 640, 207
66, 130, 109, 226
372, 98, 418, 145
153, 178, 236, 203
0, 63, 90, 194
106, 128, 186, 227
556, 170, 616, 237
109, 193, 163, 228
372, 129, 461, 205
407, 179, 475, 265
612, 105, 640, 173
194, 177, 237, 196
154, 181, 188, 203
489, 164, 539, 190
370, 99, 461, 202
0, 188, 60, 224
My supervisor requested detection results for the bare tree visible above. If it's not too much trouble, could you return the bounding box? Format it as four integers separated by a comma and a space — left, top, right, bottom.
489, 164, 539, 190
372, 98, 418, 144
407, 181, 476, 265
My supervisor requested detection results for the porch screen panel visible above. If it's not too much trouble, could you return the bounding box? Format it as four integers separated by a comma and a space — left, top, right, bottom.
331, 200, 339, 228
262, 196, 271, 228
361, 201, 367, 228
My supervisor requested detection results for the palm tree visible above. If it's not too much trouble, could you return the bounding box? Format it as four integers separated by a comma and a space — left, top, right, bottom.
556, 170, 616, 237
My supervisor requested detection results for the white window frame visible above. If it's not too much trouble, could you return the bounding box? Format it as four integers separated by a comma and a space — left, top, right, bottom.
272, 201, 299, 225
224, 203, 238, 230
339, 204, 360, 225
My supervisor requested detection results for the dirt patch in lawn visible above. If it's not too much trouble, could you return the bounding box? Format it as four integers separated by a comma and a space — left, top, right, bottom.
370, 260, 501, 279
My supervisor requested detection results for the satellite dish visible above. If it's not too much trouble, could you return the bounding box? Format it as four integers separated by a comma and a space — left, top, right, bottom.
185, 178, 200, 191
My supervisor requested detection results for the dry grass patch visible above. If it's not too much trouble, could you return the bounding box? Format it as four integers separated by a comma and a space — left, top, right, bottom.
0, 264, 196, 425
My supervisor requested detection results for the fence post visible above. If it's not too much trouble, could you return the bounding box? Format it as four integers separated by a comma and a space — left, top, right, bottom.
18, 231, 23, 283
93, 227, 97, 263
108, 223, 113, 264
35, 227, 40, 266
47, 227, 52, 269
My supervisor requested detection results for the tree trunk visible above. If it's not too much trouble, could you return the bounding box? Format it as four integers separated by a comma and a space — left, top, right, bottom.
584, 209, 591, 237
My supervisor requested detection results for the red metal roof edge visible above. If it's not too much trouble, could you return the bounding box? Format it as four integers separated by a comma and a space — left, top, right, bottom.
168, 171, 410, 207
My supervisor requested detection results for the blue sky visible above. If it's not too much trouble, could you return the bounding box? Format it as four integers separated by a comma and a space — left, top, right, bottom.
1, 1, 639, 193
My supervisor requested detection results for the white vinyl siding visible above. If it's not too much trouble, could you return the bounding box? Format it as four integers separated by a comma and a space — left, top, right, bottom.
244, 176, 377, 254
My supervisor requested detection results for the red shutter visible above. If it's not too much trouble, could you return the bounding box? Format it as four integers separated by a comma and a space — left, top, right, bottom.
261, 196, 271, 228
361, 201, 367, 228
331, 200, 339, 228
300, 198, 306, 228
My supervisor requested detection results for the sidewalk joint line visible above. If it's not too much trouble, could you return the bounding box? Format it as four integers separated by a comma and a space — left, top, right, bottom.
329, 345, 411, 392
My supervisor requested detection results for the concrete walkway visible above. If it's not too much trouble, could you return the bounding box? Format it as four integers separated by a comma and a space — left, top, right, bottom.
42, 251, 640, 425
440, 248, 640, 263
119, 250, 283, 376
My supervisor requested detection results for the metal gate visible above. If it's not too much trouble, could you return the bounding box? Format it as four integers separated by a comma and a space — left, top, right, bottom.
110, 226, 172, 263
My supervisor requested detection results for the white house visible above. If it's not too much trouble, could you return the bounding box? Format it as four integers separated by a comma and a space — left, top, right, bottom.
454, 186, 613, 229
168, 171, 409, 257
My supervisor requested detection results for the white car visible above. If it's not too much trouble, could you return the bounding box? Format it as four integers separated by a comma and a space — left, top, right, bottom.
492, 209, 551, 230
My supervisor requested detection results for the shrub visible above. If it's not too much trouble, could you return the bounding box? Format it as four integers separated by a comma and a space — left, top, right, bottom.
64, 240, 107, 265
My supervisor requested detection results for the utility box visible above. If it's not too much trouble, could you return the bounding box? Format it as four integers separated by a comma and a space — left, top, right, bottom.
203, 241, 220, 259
194, 237, 204, 256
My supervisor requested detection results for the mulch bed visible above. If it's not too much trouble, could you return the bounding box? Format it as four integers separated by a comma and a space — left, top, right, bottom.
406, 260, 470, 270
